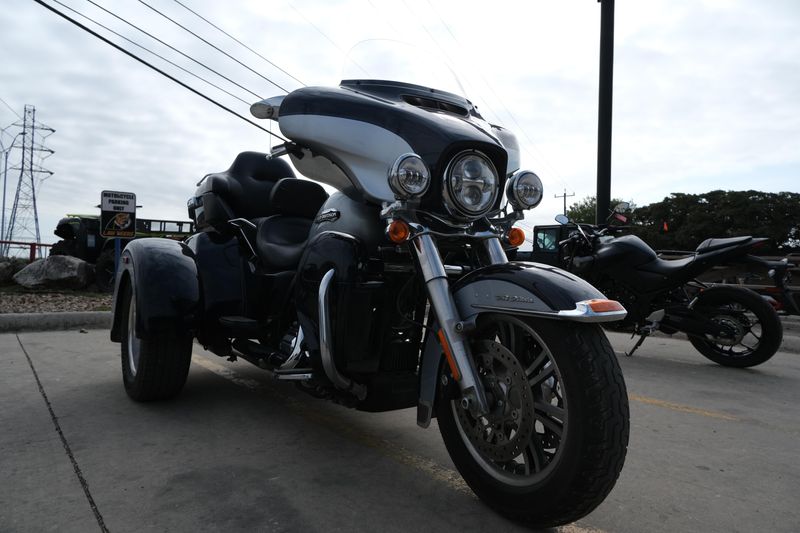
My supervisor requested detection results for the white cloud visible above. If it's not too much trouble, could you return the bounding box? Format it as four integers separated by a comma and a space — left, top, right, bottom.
0, 0, 797, 247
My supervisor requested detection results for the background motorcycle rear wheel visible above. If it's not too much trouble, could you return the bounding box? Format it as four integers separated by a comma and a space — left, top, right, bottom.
435, 314, 629, 529
120, 281, 193, 401
688, 285, 783, 368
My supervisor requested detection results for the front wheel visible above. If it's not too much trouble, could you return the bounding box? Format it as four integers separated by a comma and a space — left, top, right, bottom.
688, 286, 783, 368
436, 315, 629, 529
120, 280, 193, 401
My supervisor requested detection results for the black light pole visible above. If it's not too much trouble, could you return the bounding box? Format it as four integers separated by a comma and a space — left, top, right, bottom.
596, 0, 615, 224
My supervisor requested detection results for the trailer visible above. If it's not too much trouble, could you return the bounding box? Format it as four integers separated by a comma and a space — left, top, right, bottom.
51, 214, 194, 290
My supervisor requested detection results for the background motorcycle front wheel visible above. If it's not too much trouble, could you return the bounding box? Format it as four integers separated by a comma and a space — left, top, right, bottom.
435, 314, 629, 529
688, 285, 783, 368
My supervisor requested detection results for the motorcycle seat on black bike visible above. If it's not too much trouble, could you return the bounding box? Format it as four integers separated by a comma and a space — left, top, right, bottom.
696, 236, 752, 254
638, 255, 695, 277
255, 178, 329, 272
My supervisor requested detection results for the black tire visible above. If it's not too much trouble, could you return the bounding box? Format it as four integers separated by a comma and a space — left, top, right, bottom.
436, 315, 629, 529
120, 280, 192, 401
688, 286, 783, 368
95, 249, 116, 292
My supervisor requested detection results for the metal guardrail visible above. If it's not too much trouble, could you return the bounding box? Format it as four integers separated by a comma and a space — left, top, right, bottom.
0, 240, 53, 262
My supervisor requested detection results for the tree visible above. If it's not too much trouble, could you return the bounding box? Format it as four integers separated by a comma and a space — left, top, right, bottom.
633, 190, 800, 253
566, 196, 635, 224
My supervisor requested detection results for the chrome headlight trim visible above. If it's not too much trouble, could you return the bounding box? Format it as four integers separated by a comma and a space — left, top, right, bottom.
388, 153, 431, 198
506, 170, 544, 210
442, 149, 499, 220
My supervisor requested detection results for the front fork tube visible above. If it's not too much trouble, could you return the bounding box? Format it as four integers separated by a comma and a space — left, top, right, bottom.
412, 234, 507, 416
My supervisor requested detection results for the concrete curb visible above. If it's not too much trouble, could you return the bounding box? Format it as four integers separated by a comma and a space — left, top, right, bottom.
0, 311, 111, 333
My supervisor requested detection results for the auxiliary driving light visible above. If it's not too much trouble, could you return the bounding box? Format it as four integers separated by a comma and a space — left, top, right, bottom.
506, 170, 543, 210
388, 153, 431, 198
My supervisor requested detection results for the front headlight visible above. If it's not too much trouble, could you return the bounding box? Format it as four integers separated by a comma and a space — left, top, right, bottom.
443, 150, 499, 219
388, 153, 431, 198
506, 170, 543, 210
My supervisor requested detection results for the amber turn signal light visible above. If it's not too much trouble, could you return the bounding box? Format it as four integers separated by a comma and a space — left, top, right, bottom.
388, 219, 410, 243
507, 227, 525, 247
586, 299, 625, 313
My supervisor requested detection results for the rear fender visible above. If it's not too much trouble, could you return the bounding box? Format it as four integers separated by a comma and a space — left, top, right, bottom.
110, 238, 200, 342
416, 261, 625, 428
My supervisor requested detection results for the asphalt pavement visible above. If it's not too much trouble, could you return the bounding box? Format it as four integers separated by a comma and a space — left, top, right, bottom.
1, 324, 798, 532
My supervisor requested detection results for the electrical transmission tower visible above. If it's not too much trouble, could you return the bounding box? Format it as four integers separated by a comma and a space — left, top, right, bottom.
1, 105, 54, 257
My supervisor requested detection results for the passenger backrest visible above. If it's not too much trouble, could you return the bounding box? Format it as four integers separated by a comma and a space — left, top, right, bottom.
191, 151, 296, 232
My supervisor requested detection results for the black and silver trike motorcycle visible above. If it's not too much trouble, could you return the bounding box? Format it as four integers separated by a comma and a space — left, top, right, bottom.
556, 204, 784, 367
109, 78, 630, 528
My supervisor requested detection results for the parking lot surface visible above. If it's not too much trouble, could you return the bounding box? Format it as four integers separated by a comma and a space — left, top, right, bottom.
1, 326, 798, 532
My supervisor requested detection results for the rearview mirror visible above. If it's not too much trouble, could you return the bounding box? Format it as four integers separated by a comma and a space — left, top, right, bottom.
613, 202, 630, 212
555, 214, 569, 225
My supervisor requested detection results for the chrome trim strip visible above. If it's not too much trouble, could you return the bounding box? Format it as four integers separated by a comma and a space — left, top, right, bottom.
318, 269, 367, 400
471, 303, 627, 323
384, 263, 464, 275
274, 372, 313, 381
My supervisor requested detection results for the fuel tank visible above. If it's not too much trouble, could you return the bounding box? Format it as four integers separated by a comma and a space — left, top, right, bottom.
307, 191, 384, 252
594, 235, 658, 270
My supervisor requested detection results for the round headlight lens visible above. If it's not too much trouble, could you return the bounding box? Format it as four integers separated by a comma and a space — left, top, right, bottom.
443, 150, 499, 218
388, 153, 430, 198
506, 170, 543, 210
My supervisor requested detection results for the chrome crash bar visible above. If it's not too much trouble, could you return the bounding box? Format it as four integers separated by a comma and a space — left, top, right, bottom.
318, 269, 367, 401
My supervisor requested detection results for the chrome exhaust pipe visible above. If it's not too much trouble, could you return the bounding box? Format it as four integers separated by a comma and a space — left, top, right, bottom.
318, 269, 367, 401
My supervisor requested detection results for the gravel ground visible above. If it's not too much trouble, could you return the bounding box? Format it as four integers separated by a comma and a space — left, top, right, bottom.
0, 290, 112, 313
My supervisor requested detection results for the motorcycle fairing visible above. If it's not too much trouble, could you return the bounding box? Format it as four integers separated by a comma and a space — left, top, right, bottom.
278, 82, 509, 205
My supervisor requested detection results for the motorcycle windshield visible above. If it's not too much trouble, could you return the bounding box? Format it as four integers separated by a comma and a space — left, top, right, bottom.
340, 40, 468, 100
278, 41, 518, 204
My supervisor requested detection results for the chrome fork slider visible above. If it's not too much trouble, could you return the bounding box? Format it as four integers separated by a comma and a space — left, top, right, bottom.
412, 233, 490, 416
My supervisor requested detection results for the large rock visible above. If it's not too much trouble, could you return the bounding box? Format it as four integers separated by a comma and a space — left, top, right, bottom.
12, 255, 94, 289
0, 258, 27, 284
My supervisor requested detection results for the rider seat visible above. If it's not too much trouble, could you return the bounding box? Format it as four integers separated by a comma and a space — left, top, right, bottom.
192, 151, 296, 231
695, 236, 752, 254
256, 178, 329, 272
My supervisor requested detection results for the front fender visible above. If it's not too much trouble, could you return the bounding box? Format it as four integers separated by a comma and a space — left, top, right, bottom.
110, 238, 200, 342
416, 261, 625, 428
452, 261, 625, 322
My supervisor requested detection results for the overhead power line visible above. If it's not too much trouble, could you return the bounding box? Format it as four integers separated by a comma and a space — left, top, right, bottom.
137, 0, 290, 93
51, 0, 251, 105
0, 96, 22, 119
170, 0, 306, 88
84, 0, 262, 101
33, 0, 287, 141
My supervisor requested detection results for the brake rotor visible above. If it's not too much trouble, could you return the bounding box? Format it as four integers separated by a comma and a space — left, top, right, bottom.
455, 340, 535, 462
710, 314, 747, 346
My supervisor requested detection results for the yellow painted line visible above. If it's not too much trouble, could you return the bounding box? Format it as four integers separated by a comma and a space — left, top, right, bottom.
193, 354, 605, 533
629, 393, 739, 421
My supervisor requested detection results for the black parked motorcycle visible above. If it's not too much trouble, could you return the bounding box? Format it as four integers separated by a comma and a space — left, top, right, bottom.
109, 74, 630, 527
557, 205, 783, 367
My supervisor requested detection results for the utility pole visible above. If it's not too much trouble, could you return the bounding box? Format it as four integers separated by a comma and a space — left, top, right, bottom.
1, 105, 55, 257
596, 0, 615, 224
554, 188, 575, 216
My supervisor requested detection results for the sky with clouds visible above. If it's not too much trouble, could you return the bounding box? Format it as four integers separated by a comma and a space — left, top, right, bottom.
1, 0, 798, 248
